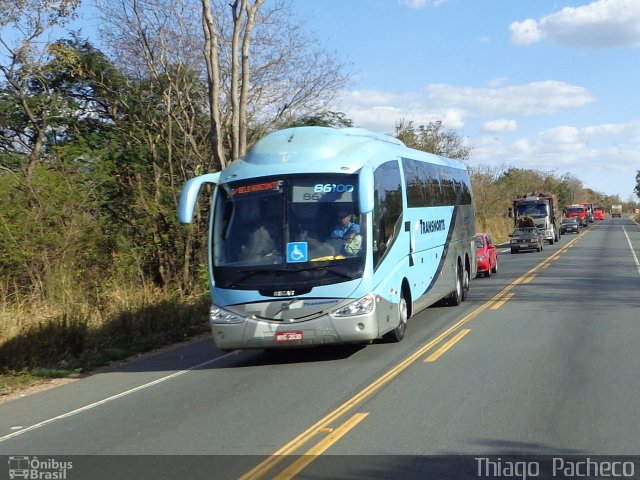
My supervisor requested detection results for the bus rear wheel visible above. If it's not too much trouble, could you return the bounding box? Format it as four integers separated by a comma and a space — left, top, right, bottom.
384, 294, 407, 342
448, 264, 464, 306
462, 266, 470, 301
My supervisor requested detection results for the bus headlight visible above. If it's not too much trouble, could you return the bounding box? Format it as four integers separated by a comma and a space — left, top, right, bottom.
332, 293, 375, 317
210, 306, 244, 324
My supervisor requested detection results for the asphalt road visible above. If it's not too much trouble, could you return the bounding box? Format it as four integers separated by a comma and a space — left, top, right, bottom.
1, 216, 640, 480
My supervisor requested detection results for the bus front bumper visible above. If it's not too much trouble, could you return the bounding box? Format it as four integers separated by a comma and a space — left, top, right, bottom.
209, 310, 383, 350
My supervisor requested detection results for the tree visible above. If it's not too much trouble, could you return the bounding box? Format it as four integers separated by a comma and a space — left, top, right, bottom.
0, 35, 122, 303
200, 0, 351, 169
469, 165, 511, 216
281, 111, 353, 129
0, 0, 80, 178
96, 0, 219, 291
97, 0, 351, 172
393, 119, 471, 161
635, 170, 640, 200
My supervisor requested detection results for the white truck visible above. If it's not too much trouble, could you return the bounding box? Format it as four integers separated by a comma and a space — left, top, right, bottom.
512, 193, 561, 245
611, 204, 623, 218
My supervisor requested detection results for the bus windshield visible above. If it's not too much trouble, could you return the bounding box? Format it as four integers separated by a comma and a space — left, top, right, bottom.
211, 174, 366, 290
566, 206, 585, 214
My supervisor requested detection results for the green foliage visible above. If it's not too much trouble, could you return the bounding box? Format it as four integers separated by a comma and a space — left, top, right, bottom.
635, 170, 640, 200
0, 163, 107, 302
283, 111, 354, 128
394, 119, 472, 161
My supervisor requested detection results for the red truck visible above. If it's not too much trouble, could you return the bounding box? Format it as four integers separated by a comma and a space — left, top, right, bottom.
593, 205, 604, 221
564, 204, 588, 227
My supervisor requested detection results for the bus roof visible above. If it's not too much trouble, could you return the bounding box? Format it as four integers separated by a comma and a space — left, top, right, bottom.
219, 126, 467, 183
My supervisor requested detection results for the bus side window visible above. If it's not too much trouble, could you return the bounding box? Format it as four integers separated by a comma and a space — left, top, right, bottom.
373, 160, 403, 269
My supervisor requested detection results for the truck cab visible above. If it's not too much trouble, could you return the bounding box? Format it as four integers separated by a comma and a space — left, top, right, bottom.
564, 205, 588, 227
512, 194, 560, 245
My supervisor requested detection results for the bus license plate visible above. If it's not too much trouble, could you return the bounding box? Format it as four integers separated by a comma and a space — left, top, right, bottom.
275, 331, 303, 342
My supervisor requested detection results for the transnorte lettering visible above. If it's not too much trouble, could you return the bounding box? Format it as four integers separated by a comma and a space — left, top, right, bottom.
419, 218, 446, 235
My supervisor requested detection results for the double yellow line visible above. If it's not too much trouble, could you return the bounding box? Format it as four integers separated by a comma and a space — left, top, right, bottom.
240, 232, 586, 479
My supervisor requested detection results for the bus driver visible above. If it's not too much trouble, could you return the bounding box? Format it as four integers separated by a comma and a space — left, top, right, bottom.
330, 208, 362, 256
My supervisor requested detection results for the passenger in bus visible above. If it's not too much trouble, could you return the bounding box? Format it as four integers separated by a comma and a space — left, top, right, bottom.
238, 226, 278, 263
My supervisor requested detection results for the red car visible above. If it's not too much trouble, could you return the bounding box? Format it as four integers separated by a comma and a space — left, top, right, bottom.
475, 233, 498, 277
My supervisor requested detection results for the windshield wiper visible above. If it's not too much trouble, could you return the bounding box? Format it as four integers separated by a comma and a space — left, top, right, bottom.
226, 267, 307, 287
226, 265, 358, 288
226, 269, 271, 288
291, 266, 357, 280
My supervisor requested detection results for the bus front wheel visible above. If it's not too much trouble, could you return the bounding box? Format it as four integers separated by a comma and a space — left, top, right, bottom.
384, 294, 407, 343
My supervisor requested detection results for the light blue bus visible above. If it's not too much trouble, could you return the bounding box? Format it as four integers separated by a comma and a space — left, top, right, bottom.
179, 127, 476, 350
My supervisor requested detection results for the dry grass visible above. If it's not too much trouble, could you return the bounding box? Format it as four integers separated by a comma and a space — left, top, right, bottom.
0, 283, 210, 397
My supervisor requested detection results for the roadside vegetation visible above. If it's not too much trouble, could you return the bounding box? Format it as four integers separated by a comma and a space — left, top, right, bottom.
1, 0, 638, 397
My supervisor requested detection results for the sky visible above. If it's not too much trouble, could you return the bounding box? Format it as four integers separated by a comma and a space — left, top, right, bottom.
290, 0, 640, 201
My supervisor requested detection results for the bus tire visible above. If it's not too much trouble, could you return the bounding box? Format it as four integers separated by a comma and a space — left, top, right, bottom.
462, 265, 470, 301
448, 263, 463, 306
384, 294, 407, 342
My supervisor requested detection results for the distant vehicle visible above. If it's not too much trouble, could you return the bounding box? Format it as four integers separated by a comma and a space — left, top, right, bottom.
512, 193, 561, 245
611, 204, 623, 218
179, 126, 476, 350
560, 217, 580, 234
579, 202, 595, 223
564, 204, 589, 227
475, 233, 498, 277
510, 227, 544, 254
593, 205, 604, 221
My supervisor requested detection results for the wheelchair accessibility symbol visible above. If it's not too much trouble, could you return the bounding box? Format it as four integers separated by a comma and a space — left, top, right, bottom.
287, 242, 308, 263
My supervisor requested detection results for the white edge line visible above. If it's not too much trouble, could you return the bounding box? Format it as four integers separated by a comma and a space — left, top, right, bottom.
0, 353, 232, 443
622, 225, 640, 277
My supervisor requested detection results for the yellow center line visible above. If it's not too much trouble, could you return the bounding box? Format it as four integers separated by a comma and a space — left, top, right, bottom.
490, 292, 514, 310
237, 302, 490, 480
272, 413, 370, 480
424, 329, 470, 362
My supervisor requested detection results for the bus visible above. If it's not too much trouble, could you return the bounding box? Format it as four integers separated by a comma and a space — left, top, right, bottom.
178, 127, 476, 350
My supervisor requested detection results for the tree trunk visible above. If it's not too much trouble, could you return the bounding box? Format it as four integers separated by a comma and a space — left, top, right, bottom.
238, 0, 264, 156
201, 0, 227, 171
229, 0, 244, 161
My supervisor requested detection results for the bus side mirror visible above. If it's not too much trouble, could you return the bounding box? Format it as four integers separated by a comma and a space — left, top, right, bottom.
178, 172, 221, 224
358, 166, 374, 213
